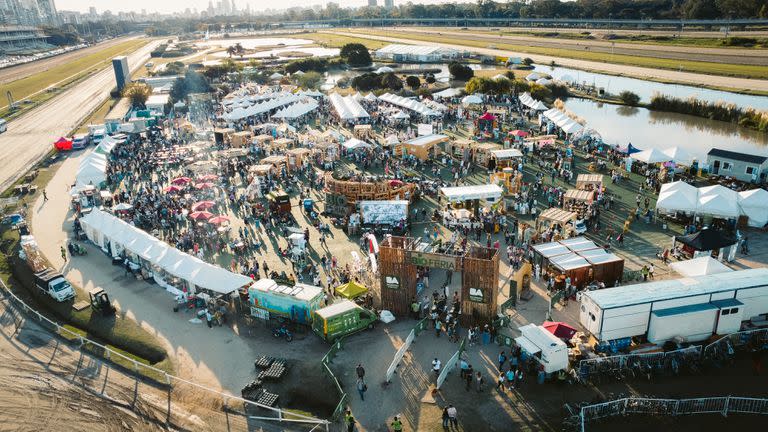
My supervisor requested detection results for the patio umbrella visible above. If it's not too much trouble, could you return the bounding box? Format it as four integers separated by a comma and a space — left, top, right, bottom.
198, 174, 219, 181
163, 185, 182, 193
112, 203, 133, 211
542, 321, 578, 340
189, 211, 213, 221
171, 177, 192, 185
192, 201, 215, 211
207, 215, 231, 225
509, 130, 529, 137
194, 182, 215, 189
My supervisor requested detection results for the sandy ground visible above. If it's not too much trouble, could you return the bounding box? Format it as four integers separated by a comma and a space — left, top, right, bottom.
324, 30, 768, 93
0, 35, 141, 85
381, 27, 768, 65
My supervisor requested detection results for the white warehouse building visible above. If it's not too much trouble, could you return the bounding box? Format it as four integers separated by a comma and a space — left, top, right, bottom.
374, 44, 461, 63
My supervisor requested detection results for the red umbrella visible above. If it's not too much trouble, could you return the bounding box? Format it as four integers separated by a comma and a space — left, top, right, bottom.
189, 211, 213, 221
194, 182, 214, 189
389, 180, 404, 187
509, 130, 529, 137
199, 174, 219, 181
542, 321, 578, 340
192, 201, 215, 211
171, 177, 192, 185
207, 215, 230, 225
163, 185, 183, 193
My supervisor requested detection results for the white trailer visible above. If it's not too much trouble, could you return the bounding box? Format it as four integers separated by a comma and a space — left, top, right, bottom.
580, 268, 768, 343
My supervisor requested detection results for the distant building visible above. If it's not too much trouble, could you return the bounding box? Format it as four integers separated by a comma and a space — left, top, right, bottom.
0, 25, 52, 54
368, 0, 377, 6
112, 56, 130, 92
707, 148, 768, 183
384, 0, 394, 8
374, 44, 460, 63
0, 0, 59, 27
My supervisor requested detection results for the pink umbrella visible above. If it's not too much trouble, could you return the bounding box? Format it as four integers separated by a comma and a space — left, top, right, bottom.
189, 211, 213, 221
163, 185, 182, 193
199, 174, 219, 181
171, 177, 192, 185
194, 182, 215, 189
509, 130, 529, 137
207, 215, 231, 225
192, 201, 215, 211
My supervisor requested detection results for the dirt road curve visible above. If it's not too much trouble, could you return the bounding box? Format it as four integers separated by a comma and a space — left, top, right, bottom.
0, 39, 159, 192
0, 36, 140, 85
385, 27, 768, 65
326, 30, 768, 93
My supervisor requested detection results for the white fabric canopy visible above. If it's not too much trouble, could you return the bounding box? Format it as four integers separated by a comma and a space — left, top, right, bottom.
343, 138, 372, 150
80, 209, 252, 294
329, 93, 369, 120
378, 93, 441, 117
94, 135, 119, 155
461, 94, 483, 106
519, 93, 547, 111
542, 108, 583, 133
433, 88, 461, 98
364, 92, 378, 101
271, 100, 318, 120
670, 256, 733, 277
76, 152, 108, 187
738, 188, 768, 227
392, 110, 410, 120
491, 149, 523, 160
697, 185, 740, 218
632, 148, 670, 164
662, 146, 695, 165
440, 184, 503, 202
525, 72, 541, 81
222, 93, 301, 121
657, 181, 699, 213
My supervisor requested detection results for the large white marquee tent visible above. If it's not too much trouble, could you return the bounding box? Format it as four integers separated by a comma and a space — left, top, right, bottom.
656, 181, 766, 224
329, 92, 369, 120
378, 93, 441, 117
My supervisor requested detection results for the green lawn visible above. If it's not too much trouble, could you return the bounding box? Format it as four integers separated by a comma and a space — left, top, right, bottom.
301, 32, 389, 50
338, 29, 768, 80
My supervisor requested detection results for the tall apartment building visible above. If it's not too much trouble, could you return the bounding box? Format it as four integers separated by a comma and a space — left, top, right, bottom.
0, 0, 59, 26
368, 0, 377, 7
385, 0, 394, 8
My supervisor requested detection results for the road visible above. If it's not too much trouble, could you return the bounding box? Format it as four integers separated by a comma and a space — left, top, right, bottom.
324, 30, 768, 93
0, 39, 159, 192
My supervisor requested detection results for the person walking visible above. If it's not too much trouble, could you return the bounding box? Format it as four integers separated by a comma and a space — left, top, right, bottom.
432, 358, 442, 378
741, 236, 749, 255
435, 319, 442, 337
464, 365, 473, 391
447, 404, 458, 429
42, 189, 48, 202
475, 371, 484, 393
648, 263, 655, 279
498, 351, 507, 371
390, 415, 403, 432
356, 363, 365, 382
496, 372, 506, 392
442, 406, 450, 429
205, 309, 213, 328
344, 410, 356, 432
60, 246, 67, 262
356, 377, 366, 401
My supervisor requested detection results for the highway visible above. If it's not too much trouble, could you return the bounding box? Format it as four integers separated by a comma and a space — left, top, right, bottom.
0, 39, 160, 192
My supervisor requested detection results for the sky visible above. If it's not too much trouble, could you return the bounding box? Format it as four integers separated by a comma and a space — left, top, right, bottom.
56, 0, 450, 14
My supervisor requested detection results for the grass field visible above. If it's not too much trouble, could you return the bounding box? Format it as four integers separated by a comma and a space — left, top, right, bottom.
3, 39, 148, 109
338, 29, 768, 80
301, 32, 389, 50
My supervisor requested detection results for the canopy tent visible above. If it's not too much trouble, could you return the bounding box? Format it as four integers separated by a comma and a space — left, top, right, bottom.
433, 88, 462, 98
509, 130, 528, 137
94, 135, 119, 155
271, 100, 319, 120
477, 112, 496, 121
519, 93, 548, 111
269, 72, 284, 80
617, 143, 642, 154
76, 153, 108, 187
542, 321, 578, 340
375, 66, 394, 74
424, 99, 449, 112
656, 181, 699, 213
676, 228, 737, 252
391, 110, 410, 120
669, 256, 733, 277
491, 148, 523, 160
632, 148, 670, 164
329, 92, 369, 120
440, 184, 503, 202
491, 73, 509, 81
542, 108, 583, 134
222, 93, 301, 121
525, 72, 541, 81
342, 137, 372, 151
54, 137, 73, 151
461, 94, 483, 106
335, 280, 368, 299
79, 209, 252, 295
378, 93, 441, 117
662, 146, 696, 165
536, 78, 552, 85
697, 185, 740, 218
384, 134, 400, 145
738, 188, 768, 228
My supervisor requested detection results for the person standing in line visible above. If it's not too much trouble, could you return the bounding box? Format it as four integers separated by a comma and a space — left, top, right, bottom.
506, 368, 516, 390
356, 377, 366, 401
648, 263, 655, 279
344, 410, 355, 432
447, 404, 458, 429
356, 363, 365, 383
464, 365, 473, 391
205, 309, 213, 328
435, 319, 442, 337
442, 406, 450, 429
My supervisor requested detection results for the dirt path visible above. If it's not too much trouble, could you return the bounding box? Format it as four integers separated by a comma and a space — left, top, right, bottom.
325, 30, 768, 93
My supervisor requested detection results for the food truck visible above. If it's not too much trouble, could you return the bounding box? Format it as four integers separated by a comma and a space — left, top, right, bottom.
515, 324, 568, 373
248, 278, 324, 325
312, 300, 377, 342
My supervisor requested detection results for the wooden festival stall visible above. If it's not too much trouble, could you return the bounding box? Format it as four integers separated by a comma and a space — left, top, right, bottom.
286, 148, 312, 169
563, 189, 595, 218
472, 142, 502, 167
379, 236, 500, 326
325, 174, 416, 208
403, 134, 449, 161
536, 208, 579, 239
260, 155, 289, 173
230, 131, 253, 148
576, 174, 604, 192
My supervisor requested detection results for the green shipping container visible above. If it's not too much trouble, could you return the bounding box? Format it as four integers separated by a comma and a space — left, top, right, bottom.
312, 300, 377, 342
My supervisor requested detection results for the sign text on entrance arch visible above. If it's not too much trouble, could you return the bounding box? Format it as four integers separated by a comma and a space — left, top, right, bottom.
409, 252, 458, 271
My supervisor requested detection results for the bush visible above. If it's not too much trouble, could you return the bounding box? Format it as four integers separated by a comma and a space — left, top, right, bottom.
522, 57, 534, 66
296, 71, 323, 89
619, 91, 641, 106
548, 83, 570, 99
352, 72, 402, 91
286, 58, 329, 74
529, 83, 552, 101
425, 74, 436, 84
722, 37, 758, 47
405, 75, 421, 90
340, 43, 372, 67
448, 62, 474, 81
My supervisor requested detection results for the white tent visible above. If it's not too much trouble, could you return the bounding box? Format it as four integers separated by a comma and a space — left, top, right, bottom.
738, 188, 768, 227
76, 152, 108, 187
492, 74, 509, 81
525, 72, 541, 81
269, 72, 284, 80
392, 110, 410, 120
384, 134, 400, 145
329, 92, 369, 120
535, 78, 551, 85
656, 181, 699, 213
632, 148, 670, 164
271, 100, 318, 120
364, 92, 378, 102
531, 101, 548, 111
662, 146, 695, 165
669, 256, 733, 277
94, 135, 119, 155
343, 138, 372, 151
375, 66, 394, 74
560, 120, 583, 134
378, 93, 440, 117
461, 94, 483, 106
697, 185, 740, 219
433, 88, 461, 98
519, 92, 548, 111
440, 184, 503, 202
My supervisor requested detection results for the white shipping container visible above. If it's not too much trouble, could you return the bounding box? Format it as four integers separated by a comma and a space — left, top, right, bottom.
647, 304, 718, 343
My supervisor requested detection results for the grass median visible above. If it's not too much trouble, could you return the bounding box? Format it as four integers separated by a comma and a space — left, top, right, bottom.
337, 29, 768, 80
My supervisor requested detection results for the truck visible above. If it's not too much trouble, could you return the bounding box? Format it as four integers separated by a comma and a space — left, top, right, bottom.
248, 278, 324, 325
312, 300, 377, 343
20, 235, 75, 302
34, 268, 76, 302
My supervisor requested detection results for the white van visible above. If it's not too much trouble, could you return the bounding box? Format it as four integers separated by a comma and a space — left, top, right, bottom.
0, 118, 7, 133
72, 133, 89, 149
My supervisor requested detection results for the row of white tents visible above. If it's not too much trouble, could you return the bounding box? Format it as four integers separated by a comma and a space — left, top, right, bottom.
542, 108, 583, 135
75, 135, 124, 189
271, 100, 319, 120
80, 209, 253, 295
222, 93, 302, 121
657, 181, 768, 226
378, 92, 441, 117
519, 93, 548, 111
329, 92, 370, 120
631, 146, 696, 166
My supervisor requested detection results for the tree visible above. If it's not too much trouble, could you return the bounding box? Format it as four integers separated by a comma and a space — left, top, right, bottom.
522, 57, 534, 66
380, 72, 403, 91
448, 62, 474, 81
123, 83, 152, 109
296, 71, 323, 89
529, 83, 552, 101
425, 74, 436, 84
619, 90, 641, 106
340, 43, 372, 67
406, 75, 421, 90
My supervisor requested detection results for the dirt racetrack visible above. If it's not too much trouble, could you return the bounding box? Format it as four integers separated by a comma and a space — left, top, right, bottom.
0, 35, 139, 85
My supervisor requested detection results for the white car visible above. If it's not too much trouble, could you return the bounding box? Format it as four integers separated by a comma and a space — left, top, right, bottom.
572, 219, 588, 235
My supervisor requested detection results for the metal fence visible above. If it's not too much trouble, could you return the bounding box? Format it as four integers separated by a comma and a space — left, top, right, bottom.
385, 317, 428, 383
578, 345, 700, 381
320, 338, 348, 422
0, 278, 329, 431
703, 328, 768, 359
436, 337, 466, 389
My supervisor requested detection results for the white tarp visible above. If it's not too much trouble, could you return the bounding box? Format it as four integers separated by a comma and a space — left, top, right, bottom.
378, 93, 440, 117
662, 146, 695, 165
461, 94, 483, 106
271, 100, 318, 120
76, 152, 108, 187
342, 138, 372, 150
433, 88, 461, 98
657, 181, 699, 213
738, 188, 768, 227
632, 148, 670, 164
79, 209, 251, 294
329, 92, 369, 120
491, 149, 523, 160
440, 184, 503, 202
697, 185, 740, 219
670, 256, 733, 277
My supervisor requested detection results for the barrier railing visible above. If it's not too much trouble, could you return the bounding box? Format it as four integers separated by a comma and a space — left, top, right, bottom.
386, 316, 429, 383
0, 277, 329, 431
578, 345, 700, 381
320, 338, 348, 422
703, 328, 768, 359
578, 396, 768, 431
436, 337, 466, 389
